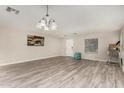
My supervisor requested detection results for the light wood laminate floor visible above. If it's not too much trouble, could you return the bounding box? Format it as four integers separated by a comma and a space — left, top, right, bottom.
0, 56, 124, 88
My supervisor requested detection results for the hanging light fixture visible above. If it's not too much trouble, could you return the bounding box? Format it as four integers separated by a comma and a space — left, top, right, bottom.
36, 5, 57, 31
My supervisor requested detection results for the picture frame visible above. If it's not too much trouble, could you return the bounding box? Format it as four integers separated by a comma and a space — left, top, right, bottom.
27, 35, 44, 46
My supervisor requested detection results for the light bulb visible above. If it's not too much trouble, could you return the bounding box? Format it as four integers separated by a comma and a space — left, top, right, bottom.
50, 22, 57, 30
44, 26, 49, 31
40, 18, 46, 27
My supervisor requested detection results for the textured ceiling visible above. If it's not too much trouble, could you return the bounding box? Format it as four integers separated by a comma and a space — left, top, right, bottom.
0, 5, 124, 37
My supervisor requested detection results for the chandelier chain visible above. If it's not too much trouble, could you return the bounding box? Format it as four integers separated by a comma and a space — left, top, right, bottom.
46, 5, 49, 16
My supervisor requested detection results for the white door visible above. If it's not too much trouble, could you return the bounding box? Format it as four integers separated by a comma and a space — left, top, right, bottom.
66, 39, 74, 56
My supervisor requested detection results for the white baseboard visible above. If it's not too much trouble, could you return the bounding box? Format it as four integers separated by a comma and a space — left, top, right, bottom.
0, 56, 107, 67
82, 58, 107, 62
0, 56, 59, 66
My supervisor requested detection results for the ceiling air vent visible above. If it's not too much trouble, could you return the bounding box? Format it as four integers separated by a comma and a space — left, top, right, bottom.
6, 7, 20, 15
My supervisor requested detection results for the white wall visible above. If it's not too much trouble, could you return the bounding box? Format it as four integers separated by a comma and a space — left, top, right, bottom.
0, 27, 120, 66
0, 28, 61, 66
59, 38, 66, 56
73, 31, 120, 61
121, 28, 124, 72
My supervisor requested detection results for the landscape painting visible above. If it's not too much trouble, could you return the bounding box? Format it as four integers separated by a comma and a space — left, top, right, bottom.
27, 35, 44, 46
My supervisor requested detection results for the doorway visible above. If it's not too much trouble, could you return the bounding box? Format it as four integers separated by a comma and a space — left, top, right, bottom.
66, 39, 74, 57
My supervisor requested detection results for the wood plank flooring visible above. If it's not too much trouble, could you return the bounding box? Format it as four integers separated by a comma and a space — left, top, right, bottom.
0, 56, 124, 88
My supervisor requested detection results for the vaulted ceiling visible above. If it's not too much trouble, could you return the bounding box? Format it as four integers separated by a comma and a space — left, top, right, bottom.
0, 5, 124, 37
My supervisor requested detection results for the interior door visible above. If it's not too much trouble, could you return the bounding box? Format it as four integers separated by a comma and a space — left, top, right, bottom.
66, 39, 74, 56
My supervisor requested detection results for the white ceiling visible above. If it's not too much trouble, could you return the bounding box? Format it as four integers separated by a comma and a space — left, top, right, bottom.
0, 5, 124, 38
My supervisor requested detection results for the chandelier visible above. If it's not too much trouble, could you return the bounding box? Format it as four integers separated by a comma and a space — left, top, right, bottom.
36, 5, 57, 31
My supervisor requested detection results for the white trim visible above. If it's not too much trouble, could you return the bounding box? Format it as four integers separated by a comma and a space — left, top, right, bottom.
69, 56, 107, 62
82, 58, 107, 62
0, 56, 59, 66
0, 56, 107, 67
